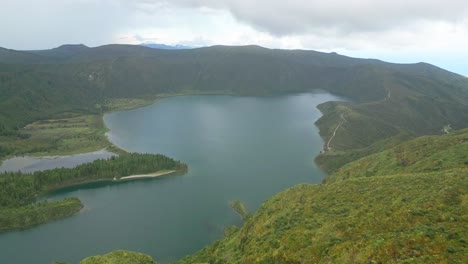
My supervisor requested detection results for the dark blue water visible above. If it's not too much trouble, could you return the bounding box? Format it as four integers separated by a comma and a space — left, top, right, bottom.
0, 93, 342, 264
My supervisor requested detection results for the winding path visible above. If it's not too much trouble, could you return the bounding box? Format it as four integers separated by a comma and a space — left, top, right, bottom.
325, 86, 390, 151
326, 113, 347, 151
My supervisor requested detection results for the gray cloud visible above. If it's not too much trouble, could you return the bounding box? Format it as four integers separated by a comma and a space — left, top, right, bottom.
138, 0, 468, 36
0, 1, 467, 63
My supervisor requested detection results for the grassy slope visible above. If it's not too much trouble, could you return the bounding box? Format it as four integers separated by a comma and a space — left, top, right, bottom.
80, 250, 158, 264
177, 171, 467, 264
314, 71, 468, 173
327, 129, 468, 183
175, 131, 468, 264
0, 115, 110, 161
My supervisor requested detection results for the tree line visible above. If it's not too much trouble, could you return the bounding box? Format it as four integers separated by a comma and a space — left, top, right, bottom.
0, 153, 187, 209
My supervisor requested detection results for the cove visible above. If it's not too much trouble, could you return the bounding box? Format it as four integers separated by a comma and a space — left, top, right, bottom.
0, 93, 343, 264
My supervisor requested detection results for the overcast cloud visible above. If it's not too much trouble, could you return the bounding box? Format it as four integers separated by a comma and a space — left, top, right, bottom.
0, 0, 467, 75
149, 0, 468, 35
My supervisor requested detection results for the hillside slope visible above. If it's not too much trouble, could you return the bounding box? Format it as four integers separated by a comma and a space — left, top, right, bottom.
179, 172, 466, 264
327, 128, 468, 183
80, 250, 158, 264
175, 131, 468, 264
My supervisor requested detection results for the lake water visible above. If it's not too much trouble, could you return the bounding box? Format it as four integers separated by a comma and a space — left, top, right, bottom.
0, 149, 115, 173
0, 93, 342, 264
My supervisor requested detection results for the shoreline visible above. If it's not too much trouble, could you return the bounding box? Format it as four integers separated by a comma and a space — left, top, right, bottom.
118, 170, 176, 180
46, 169, 184, 195
2, 90, 328, 166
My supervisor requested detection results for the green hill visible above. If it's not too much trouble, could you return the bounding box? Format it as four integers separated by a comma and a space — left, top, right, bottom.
327, 128, 468, 183
174, 131, 468, 264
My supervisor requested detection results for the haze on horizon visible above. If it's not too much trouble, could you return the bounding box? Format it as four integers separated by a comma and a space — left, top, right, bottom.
1, 0, 467, 76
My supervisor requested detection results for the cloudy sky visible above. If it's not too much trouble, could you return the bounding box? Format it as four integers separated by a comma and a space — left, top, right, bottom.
1, 0, 467, 75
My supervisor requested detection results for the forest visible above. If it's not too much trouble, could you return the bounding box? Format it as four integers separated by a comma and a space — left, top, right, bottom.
0, 153, 187, 232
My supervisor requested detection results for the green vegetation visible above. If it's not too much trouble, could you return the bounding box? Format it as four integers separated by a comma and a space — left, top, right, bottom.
315, 83, 468, 173
1, 44, 468, 263
1, 45, 467, 141
230, 200, 252, 221
327, 128, 468, 183
103, 98, 157, 112
223, 225, 240, 238
174, 131, 467, 264
177, 170, 467, 264
1, 44, 468, 172
315, 132, 413, 174
0, 153, 187, 233
0, 198, 82, 233
80, 250, 158, 264
0, 153, 187, 207
0, 115, 110, 161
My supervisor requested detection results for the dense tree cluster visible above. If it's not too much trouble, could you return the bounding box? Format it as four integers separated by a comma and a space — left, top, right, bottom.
0, 153, 186, 232
0, 198, 83, 233
0, 153, 187, 209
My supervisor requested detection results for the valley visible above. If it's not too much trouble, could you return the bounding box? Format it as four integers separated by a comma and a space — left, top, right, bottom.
0, 44, 467, 263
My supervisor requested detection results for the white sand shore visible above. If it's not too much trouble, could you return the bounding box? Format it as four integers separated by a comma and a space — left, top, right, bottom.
118, 170, 176, 180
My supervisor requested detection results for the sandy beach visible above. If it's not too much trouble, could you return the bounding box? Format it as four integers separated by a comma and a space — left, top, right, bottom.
118, 170, 176, 180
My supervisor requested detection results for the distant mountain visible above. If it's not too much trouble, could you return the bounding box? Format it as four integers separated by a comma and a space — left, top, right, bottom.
28, 44, 90, 58
0, 47, 45, 64
140, 43, 193, 50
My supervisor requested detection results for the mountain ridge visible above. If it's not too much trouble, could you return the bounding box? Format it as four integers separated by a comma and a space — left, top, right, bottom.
1, 44, 467, 167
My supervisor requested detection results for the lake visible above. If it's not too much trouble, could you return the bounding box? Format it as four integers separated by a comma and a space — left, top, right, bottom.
0, 149, 115, 173
0, 93, 343, 264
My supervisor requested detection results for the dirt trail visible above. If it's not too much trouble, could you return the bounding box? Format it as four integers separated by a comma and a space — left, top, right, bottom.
326, 113, 347, 151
